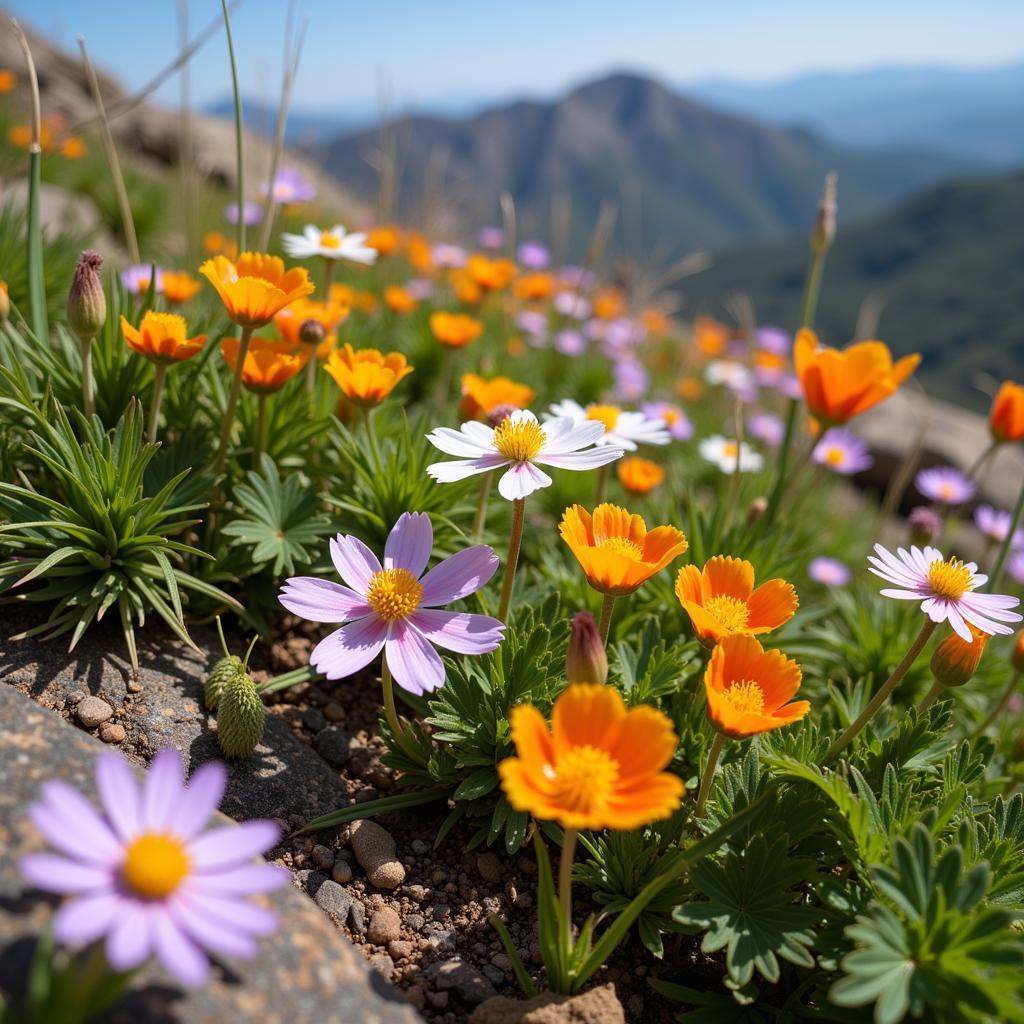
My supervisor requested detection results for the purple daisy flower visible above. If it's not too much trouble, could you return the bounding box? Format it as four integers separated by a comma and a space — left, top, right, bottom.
478, 227, 505, 249
748, 412, 786, 448
642, 401, 693, 441
1008, 550, 1024, 585
431, 243, 467, 268
613, 357, 648, 402
868, 544, 1021, 641
757, 326, 790, 354
813, 428, 874, 475
555, 329, 586, 355
20, 750, 286, 987
973, 504, 1024, 547
121, 264, 163, 295
264, 167, 316, 205
279, 513, 505, 694
809, 556, 851, 587
517, 240, 550, 269
916, 466, 975, 505
553, 291, 590, 320
225, 200, 263, 226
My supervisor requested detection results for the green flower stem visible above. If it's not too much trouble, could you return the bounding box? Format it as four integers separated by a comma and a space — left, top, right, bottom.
147, 362, 167, 444
559, 827, 578, 941
214, 325, 253, 475
798, 244, 827, 335
322, 256, 335, 298
598, 593, 616, 647
80, 337, 94, 420
973, 670, 1021, 738
434, 347, 454, 414
497, 497, 526, 622
695, 731, 726, 817
965, 439, 998, 482
594, 462, 610, 504
915, 679, 945, 714
220, 0, 246, 255
381, 659, 416, 758
305, 349, 318, 396
472, 470, 494, 540
255, 393, 267, 458
990, 474, 1024, 590
824, 617, 937, 763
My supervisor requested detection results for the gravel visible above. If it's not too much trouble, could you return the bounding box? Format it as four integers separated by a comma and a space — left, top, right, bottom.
75, 695, 113, 728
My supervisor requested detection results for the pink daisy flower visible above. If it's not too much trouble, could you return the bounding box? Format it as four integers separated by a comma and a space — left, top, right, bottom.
813, 428, 874, 475
915, 466, 975, 505
20, 750, 286, 987
809, 556, 851, 587
279, 512, 504, 693
641, 401, 694, 441
973, 504, 1024, 547
427, 409, 624, 501
868, 543, 1021, 641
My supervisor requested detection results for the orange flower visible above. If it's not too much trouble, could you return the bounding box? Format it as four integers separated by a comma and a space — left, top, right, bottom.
202, 231, 232, 256
121, 312, 206, 364
59, 136, 87, 159
560, 504, 688, 597
793, 328, 920, 425
704, 635, 809, 738
499, 683, 685, 831
8, 124, 32, 149
641, 308, 670, 336
275, 297, 348, 346
324, 343, 413, 407
220, 336, 307, 393
675, 556, 798, 648
694, 316, 730, 356
989, 381, 1024, 443
617, 457, 665, 495
449, 268, 482, 305
384, 285, 417, 315
592, 288, 625, 320
513, 272, 555, 303
404, 232, 434, 274
0, 69, 16, 93
199, 253, 313, 328
459, 373, 535, 420
160, 271, 202, 305
365, 225, 399, 256
676, 375, 703, 400
430, 311, 484, 348
931, 625, 988, 688
466, 254, 517, 291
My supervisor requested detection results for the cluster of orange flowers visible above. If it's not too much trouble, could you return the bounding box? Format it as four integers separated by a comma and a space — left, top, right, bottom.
8, 112, 87, 160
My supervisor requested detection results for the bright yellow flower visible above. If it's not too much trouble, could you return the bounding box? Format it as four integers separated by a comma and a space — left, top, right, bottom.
617, 457, 665, 495
560, 503, 688, 597
430, 311, 484, 348
160, 271, 202, 305
366, 225, 400, 256
384, 285, 417, 315
121, 312, 206, 365
499, 683, 685, 831
592, 288, 625, 320
459, 373, 535, 421
513, 272, 555, 302
199, 252, 314, 328
324, 344, 413, 407
694, 316, 730, 356
466, 254, 517, 291
220, 336, 307, 393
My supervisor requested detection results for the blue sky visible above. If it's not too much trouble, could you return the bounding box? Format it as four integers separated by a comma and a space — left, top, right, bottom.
10, 0, 1024, 112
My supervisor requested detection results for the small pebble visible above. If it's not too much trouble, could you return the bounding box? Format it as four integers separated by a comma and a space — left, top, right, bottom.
388, 939, 413, 960
331, 859, 353, 884
410, 839, 430, 855
302, 707, 326, 732
491, 953, 513, 972
349, 900, 366, 933
126, 678, 144, 694
67, 690, 86, 706
406, 913, 425, 931
405, 985, 427, 1010
426, 990, 448, 1009
323, 702, 346, 722
476, 852, 503, 884
427, 929, 456, 953
311, 844, 335, 870
314, 726, 354, 769
314, 879, 353, 922
99, 722, 126, 744
368, 952, 394, 977
76, 696, 113, 729
350, 820, 406, 889
367, 906, 402, 945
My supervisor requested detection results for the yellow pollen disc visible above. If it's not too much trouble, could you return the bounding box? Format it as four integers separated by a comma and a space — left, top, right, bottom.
545, 745, 618, 816
586, 404, 620, 432
319, 232, 342, 249
493, 418, 546, 461
927, 557, 973, 600
825, 448, 845, 466
599, 536, 644, 560
121, 833, 190, 899
723, 442, 739, 458
722, 679, 765, 715
704, 594, 751, 633
367, 568, 423, 620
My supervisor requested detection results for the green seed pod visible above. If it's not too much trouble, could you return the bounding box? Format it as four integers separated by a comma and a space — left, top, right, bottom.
217, 669, 265, 759
204, 654, 243, 710
67, 250, 106, 341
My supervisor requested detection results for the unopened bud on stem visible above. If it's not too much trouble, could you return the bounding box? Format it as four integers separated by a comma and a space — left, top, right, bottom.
930, 626, 988, 689
67, 250, 106, 341
810, 173, 837, 256
567, 610, 608, 685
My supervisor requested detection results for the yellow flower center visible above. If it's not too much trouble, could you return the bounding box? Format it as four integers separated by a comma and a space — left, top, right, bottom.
121, 833, 190, 899
493, 418, 546, 461
545, 745, 618, 816
722, 442, 739, 459
824, 447, 845, 466
722, 679, 765, 715
927, 557, 973, 600
319, 231, 342, 249
586, 404, 620, 432
704, 594, 751, 633
599, 537, 644, 560
366, 567, 423, 620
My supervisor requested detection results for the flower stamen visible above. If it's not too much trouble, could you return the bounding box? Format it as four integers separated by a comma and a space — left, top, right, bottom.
493, 418, 546, 462
367, 568, 424, 620
598, 536, 643, 561
122, 833, 190, 899
586, 404, 620, 432
721, 679, 765, 715
545, 745, 618, 816
704, 594, 751, 634
927, 557, 973, 600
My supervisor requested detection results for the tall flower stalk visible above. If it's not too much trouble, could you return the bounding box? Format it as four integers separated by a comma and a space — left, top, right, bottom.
497, 497, 526, 621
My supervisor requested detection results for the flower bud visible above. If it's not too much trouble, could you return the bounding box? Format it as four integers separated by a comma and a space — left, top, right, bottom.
930, 626, 988, 688
67, 250, 106, 341
566, 610, 608, 685
487, 403, 517, 427
810, 173, 837, 256
217, 668, 265, 758
204, 654, 243, 710
1012, 630, 1024, 674
0, 281, 9, 320
747, 496, 768, 526
908, 505, 942, 547
298, 317, 325, 347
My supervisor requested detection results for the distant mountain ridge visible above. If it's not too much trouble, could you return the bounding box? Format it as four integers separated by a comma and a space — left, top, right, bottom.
310, 72, 970, 256
681, 170, 1024, 410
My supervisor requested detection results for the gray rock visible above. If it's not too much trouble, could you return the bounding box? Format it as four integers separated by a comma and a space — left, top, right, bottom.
482, 966, 505, 987
406, 913, 425, 932
302, 707, 326, 732
315, 879, 355, 922
410, 839, 431, 855
427, 929, 457, 954
350, 899, 367, 934
75, 695, 113, 728
315, 726, 355, 768
490, 953, 514, 973
428, 960, 498, 1005
311, 844, 335, 870
0, 685, 420, 1023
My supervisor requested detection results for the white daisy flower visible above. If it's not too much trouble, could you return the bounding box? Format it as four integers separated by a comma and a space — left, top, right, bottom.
280, 224, 378, 265
426, 410, 625, 501
547, 399, 670, 450
705, 360, 754, 391
868, 544, 1022, 642
699, 434, 765, 474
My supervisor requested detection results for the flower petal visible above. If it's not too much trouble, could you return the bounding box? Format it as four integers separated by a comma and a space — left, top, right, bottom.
52, 891, 122, 947
106, 905, 154, 971
309, 615, 388, 680
185, 862, 290, 895
385, 621, 445, 695
419, 545, 499, 606
426, 426, 494, 457
278, 577, 372, 623
153, 910, 211, 986
189, 820, 280, 871
427, 454, 509, 483
169, 761, 226, 841
329, 534, 382, 592
95, 753, 142, 842
169, 897, 260, 959
498, 461, 551, 500
143, 749, 186, 832
32, 781, 122, 866
384, 512, 433, 578
20, 854, 113, 894
408, 609, 505, 654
